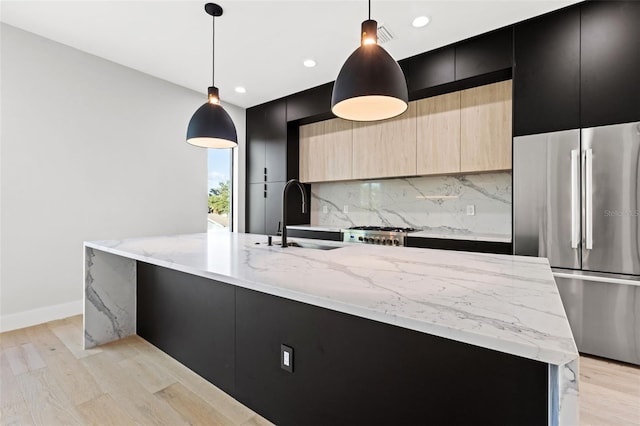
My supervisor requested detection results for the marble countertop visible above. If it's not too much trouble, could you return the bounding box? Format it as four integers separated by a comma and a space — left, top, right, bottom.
85, 232, 577, 365
287, 224, 512, 243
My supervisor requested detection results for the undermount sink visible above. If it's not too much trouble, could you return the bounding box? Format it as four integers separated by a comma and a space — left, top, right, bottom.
286, 241, 342, 250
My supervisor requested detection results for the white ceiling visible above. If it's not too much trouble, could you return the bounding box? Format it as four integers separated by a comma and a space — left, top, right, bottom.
1, 0, 579, 109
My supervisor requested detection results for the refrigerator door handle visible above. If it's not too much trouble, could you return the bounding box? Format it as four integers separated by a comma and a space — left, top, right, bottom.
585, 149, 594, 250
571, 149, 580, 248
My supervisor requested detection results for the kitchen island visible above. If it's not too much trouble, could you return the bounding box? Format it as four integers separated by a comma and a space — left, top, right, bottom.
84, 232, 578, 425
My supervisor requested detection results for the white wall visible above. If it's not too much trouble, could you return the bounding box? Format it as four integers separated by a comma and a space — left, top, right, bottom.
0, 24, 245, 331
225, 102, 245, 233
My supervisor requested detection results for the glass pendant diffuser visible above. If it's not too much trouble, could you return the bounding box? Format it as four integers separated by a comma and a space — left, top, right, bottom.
331, 1, 408, 121
187, 3, 238, 148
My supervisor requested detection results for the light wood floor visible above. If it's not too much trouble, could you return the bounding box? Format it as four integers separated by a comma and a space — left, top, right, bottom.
1, 316, 639, 426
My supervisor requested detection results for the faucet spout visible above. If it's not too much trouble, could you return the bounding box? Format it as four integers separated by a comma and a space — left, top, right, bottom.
281, 179, 307, 248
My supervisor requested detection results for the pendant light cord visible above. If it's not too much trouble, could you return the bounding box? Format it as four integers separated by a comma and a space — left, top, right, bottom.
368, 0, 371, 19
212, 13, 215, 85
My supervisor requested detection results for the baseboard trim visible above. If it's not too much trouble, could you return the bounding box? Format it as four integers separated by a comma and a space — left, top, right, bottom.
0, 300, 82, 332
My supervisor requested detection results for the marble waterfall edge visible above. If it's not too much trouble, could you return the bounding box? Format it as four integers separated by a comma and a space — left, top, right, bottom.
84, 247, 136, 348
310, 172, 512, 236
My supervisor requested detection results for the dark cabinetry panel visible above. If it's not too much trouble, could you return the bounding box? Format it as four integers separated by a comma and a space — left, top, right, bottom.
581, 1, 640, 127
406, 237, 512, 254
246, 106, 266, 184
263, 100, 287, 182
137, 262, 236, 395
246, 100, 287, 184
235, 288, 547, 426
401, 46, 455, 97
247, 183, 266, 234
247, 181, 288, 235
285, 82, 334, 123
456, 27, 513, 81
265, 181, 285, 236
514, 6, 580, 136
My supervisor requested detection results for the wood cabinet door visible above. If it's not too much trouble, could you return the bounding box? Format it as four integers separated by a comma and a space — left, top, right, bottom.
299, 118, 352, 183
416, 92, 461, 175
460, 80, 512, 172
352, 102, 417, 179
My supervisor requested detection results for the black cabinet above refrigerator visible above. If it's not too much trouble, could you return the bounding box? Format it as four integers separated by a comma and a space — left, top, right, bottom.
581, 1, 640, 127
513, 6, 580, 136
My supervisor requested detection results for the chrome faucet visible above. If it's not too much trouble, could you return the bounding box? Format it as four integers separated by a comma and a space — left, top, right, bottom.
281, 179, 307, 248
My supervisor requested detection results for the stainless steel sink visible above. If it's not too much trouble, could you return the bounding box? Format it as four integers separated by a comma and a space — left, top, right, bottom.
286, 241, 342, 250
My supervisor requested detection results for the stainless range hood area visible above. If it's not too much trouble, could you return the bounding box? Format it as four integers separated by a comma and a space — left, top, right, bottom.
514, 122, 640, 365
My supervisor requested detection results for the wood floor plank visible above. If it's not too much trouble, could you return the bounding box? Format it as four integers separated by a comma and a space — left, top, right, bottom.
22, 343, 46, 371
0, 351, 34, 426
23, 323, 68, 357
76, 393, 136, 426
15, 367, 84, 425
4, 346, 29, 375
118, 353, 177, 394
240, 414, 276, 426
45, 351, 104, 406
0, 328, 29, 350
98, 335, 142, 362
580, 356, 640, 397
580, 380, 640, 426
155, 381, 235, 425
80, 351, 187, 425
48, 322, 101, 359
129, 336, 260, 425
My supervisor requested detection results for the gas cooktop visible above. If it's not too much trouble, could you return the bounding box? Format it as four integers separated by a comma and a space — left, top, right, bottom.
341, 226, 420, 246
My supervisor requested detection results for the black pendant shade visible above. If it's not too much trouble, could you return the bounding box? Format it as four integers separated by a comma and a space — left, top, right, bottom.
186, 3, 238, 148
187, 89, 238, 148
332, 14, 408, 121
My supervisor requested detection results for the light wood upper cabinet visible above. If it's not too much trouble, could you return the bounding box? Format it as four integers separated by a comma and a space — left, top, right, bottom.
416, 92, 461, 175
299, 118, 353, 183
460, 80, 512, 172
299, 81, 512, 183
352, 102, 417, 179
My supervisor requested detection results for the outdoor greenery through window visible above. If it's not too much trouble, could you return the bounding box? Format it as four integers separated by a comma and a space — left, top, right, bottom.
208, 149, 232, 231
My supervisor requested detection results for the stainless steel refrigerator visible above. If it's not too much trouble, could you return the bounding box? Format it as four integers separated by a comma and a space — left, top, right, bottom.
514, 121, 640, 365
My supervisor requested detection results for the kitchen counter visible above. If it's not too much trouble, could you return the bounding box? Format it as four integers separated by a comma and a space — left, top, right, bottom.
85, 232, 573, 365
84, 231, 578, 425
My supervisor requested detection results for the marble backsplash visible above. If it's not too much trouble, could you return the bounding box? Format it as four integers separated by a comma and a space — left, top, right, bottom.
310, 172, 512, 236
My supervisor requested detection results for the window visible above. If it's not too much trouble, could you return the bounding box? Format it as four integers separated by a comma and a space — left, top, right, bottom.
208, 149, 232, 231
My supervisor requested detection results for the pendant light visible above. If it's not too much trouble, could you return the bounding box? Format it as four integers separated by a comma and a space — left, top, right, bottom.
187, 3, 237, 148
331, 0, 408, 122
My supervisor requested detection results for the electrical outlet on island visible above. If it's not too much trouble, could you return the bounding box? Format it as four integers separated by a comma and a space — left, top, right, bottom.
466, 205, 475, 216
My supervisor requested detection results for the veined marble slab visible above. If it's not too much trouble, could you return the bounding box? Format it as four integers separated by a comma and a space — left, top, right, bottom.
84, 232, 577, 366
310, 172, 513, 236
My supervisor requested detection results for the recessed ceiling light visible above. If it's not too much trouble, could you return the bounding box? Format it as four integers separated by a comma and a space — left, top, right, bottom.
234, 86, 246, 94
412, 16, 430, 28
303, 59, 317, 68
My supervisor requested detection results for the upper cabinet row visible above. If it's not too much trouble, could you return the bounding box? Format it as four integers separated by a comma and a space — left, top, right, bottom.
514, 1, 640, 135
299, 81, 512, 183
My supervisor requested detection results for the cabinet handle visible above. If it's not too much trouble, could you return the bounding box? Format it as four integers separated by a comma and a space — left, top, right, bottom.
570, 149, 580, 248
585, 149, 593, 250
